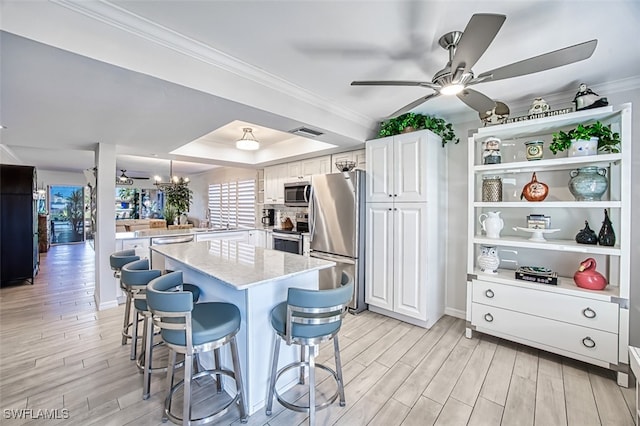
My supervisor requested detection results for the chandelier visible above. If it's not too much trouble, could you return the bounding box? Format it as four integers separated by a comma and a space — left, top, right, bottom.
235, 127, 260, 151
154, 161, 189, 190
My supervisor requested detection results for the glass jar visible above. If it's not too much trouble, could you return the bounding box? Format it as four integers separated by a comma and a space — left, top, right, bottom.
525, 140, 544, 161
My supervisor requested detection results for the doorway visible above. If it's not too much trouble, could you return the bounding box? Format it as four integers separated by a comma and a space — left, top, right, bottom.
49, 185, 88, 244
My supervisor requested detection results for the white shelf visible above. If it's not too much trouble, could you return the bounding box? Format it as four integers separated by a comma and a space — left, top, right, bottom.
474, 106, 616, 140
471, 268, 620, 302
474, 201, 622, 209
473, 236, 621, 256
474, 153, 621, 173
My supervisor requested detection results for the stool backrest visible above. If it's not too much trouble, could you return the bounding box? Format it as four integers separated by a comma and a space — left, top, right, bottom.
285, 272, 354, 345
121, 259, 161, 288
109, 249, 140, 271
146, 271, 194, 349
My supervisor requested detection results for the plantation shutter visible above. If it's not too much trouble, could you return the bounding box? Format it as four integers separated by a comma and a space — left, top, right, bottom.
208, 178, 255, 229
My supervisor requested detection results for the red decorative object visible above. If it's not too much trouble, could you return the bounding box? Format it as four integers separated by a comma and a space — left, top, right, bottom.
520, 172, 548, 202
573, 258, 608, 290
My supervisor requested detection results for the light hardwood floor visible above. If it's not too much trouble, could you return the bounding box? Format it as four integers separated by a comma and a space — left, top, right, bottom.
0, 243, 636, 425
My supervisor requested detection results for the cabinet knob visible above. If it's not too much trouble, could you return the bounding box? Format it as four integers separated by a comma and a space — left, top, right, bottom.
394, 194, 398, 197
582, 336, 596, 348
389, 194, 392, 197
485, 289, 495, 298
582, 307, 596, 319
484, 313, 493, 322
388, 208, 392, 211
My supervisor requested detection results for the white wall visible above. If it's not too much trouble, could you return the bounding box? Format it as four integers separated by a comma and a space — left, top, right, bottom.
37, 169, 87, 187
445, 87, 640, 346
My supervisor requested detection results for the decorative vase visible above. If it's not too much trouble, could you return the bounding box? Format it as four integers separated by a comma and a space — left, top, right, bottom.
568, 166, 608, 201
179, 213, 189, 225
482, 137, 501, 164
598, 209, 616, 246
478, 211, 504, 239
520, 172, 548, 201
574, 258, 607, 290
575, 220, 598, 245
482, 176, 502, 202
477, 245, 500, 274
525, 140, 544, 161
568, 137, 598, 157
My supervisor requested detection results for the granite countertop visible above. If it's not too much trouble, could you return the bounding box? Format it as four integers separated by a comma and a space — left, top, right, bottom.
151, 240, 334, 290
116, 227, 254, 240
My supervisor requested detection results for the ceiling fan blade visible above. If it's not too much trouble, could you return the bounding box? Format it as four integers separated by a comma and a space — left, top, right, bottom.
388, 92, 440, 118
351, 80, 439, 90
476, 39, 597, 82
451, 14, 506, 72
457, 88, 496, 113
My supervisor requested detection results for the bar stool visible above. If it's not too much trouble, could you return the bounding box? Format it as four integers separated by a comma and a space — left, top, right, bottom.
265, 272, 353, 425
109, 249, 140, 346
146, 271, 248, 424
121, 259, 201, 400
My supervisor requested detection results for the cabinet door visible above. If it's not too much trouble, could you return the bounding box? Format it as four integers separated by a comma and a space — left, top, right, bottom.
248, 230, 266, 248
366, 136, 393, 202
365, 203, 394, 310
393, 203, 427, 320
264, 164, 287, 204
394, 132, 427, 202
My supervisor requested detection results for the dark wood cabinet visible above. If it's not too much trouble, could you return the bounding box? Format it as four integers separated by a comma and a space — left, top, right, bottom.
1, 165, 38, 285
38, 214, 50, 253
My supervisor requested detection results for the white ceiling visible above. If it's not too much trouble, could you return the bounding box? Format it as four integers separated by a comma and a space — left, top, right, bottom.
1, 1, 639, 177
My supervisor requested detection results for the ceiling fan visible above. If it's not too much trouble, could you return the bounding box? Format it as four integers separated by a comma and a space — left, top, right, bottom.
351, 13, 597, 118
117, 170, 149, 185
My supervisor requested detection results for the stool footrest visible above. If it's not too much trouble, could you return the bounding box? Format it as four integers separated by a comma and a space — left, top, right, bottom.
273, 361, 341, 413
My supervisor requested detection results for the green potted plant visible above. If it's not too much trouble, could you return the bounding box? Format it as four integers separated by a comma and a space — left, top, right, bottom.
549, 121, 620, 156
161, 182, 192, 223
377, 113, 459, 147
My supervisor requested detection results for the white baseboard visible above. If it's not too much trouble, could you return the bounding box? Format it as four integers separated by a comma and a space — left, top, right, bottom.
445, 307, 466, 319
94, 294, 119, 311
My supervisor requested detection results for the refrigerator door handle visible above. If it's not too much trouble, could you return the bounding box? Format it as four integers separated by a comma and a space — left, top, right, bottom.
309, 185, 315, 242
303, 185, 310, 203
309, 251, 356, 265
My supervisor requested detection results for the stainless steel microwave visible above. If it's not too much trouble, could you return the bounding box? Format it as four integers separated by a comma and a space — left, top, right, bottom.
284, 181, 311, 206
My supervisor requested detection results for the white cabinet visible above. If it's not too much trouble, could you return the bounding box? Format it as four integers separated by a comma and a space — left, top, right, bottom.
287, 156, 331, 182
302, 234, 310, 257
331, 149, 366, 171
264, 164, 288, 204
466, 104, 631, 385
366, 131, 434, 203
248, 229, 266, 248
196, 230, 249, 243
365, 130, 446, 328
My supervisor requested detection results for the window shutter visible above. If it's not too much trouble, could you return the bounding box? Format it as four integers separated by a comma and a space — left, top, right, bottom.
208, 178, 255, 229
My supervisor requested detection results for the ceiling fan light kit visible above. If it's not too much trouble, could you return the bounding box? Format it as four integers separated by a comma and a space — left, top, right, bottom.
351, 13, 598, 117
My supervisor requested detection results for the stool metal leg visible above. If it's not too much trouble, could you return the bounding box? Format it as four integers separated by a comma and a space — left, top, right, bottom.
265, 335, 281, 416
183, 353, 192, 425
230, 336, 248, 423
142, 312, 154, 399
308, 345, 317, 426
333, 336, 346, 406
130, 308, 140, 360
122, 290, 132, 345
214, 348, 222, 394
163, 349, 177, 422
299, 345, 306, 385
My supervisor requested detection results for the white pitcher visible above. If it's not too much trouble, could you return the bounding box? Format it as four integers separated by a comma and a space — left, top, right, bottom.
479, 211, 504, 239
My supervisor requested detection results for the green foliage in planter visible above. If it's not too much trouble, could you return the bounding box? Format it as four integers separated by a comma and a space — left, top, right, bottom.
163, 203, 177, 223
377, 113, 459, 147
550, 121, 621, 154
162, 182, 192, 215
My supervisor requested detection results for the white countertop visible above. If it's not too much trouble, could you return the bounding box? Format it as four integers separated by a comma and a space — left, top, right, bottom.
151, 240, 334, 290
116, 227, 254, 240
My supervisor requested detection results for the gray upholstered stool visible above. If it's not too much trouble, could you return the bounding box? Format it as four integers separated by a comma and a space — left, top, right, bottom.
121, 259, 201, 400
147, 271, 248, 424
265, 272, 353, 426
109, 249, 140, 346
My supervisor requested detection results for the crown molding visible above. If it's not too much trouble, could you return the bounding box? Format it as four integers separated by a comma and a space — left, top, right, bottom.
52, 0, 373, 127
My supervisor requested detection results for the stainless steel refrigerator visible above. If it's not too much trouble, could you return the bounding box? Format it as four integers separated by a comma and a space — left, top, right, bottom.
310, 170, 365, 313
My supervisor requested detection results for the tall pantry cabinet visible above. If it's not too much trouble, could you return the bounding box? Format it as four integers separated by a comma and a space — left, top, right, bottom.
365, 129, 446, 328
1, 164, 39, 285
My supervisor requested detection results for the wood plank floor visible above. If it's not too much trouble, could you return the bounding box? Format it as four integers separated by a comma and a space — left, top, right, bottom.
0, 243, 636, 425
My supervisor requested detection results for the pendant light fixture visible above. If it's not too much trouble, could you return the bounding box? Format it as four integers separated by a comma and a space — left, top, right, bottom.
154, 160, 189, 189
235, 127, 260, 151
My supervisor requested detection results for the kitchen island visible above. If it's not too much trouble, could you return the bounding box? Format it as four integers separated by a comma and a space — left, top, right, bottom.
150, 240, 334, 415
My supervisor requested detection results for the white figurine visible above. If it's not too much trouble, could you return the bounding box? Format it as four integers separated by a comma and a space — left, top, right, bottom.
573, 83, 608, 110
528, 97, 550, 115
477, 245, 500, 274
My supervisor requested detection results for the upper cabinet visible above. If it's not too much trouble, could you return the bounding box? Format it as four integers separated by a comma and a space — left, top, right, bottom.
287, 156, 331, 182
263, 164, 288, 204
366, 131, 439, 203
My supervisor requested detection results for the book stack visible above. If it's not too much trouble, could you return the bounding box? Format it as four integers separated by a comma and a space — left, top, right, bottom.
515, 266, 558, 285
527, 214, 551, 229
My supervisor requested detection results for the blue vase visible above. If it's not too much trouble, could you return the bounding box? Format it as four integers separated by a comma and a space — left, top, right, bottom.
568, 167, 608, 201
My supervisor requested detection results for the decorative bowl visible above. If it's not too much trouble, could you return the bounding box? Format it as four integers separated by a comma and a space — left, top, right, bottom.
335, 161, 356, 172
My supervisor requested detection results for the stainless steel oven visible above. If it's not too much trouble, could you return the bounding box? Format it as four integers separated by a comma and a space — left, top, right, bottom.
272, 230, 303, 255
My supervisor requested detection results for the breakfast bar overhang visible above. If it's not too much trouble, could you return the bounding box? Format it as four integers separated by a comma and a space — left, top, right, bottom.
150, 240, 335, 415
